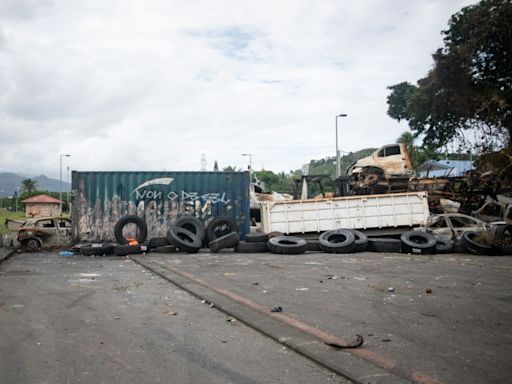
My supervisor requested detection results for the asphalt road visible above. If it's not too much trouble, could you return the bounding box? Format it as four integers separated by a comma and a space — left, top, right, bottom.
133, 250, 512, 384
0, 252, 347, 384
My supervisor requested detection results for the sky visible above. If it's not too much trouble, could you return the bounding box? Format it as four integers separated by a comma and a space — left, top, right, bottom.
0, 0, 477, 179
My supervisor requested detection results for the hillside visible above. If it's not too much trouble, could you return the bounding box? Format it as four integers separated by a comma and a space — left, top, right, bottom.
0, 172, 71, 197
307, 148, 376, 178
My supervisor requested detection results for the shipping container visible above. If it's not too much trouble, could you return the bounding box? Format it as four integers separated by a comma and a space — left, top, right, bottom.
260, 192, 430, 235
71, 171, 250, 242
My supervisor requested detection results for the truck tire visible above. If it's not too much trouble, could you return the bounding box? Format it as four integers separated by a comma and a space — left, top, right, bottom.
367, 238, 402, 253
113, 244, 148, 256
148, 237, 170, 249
206, 217, 239, 242
268, 236, 307, 255
245, 232, 269, 243
208, 232, 240, 253
175, 216, 206, 243
435, 238, 453, 254
155, 245, 178, 254
114, 215, 148, 245
80, 245, 114, 256
235, 241, 269, 253
306, 240, 322, 252
169, 227, 202, 253
349, 229, 368, 252
400, 231, 437, 254
319, 229, 356, 253
461, 231, 496, 256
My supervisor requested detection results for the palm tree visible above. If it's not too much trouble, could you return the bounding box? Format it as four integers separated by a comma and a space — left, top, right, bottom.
20, 178, 38, 197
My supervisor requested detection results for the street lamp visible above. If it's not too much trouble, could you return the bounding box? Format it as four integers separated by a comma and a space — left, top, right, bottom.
335, 114, 348, 179
241, 153, 253, 181
59, 154, 70, 215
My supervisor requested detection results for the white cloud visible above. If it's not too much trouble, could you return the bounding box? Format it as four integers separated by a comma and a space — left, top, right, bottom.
0, 0, 477, 177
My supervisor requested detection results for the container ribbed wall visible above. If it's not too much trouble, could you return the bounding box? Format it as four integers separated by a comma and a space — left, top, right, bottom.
71, 171, 250, 242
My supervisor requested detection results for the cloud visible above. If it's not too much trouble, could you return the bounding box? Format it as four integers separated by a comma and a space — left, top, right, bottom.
0, 0, 477, 178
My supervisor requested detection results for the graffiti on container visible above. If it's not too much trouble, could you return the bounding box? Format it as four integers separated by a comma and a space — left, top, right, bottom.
133, 189, 230, 205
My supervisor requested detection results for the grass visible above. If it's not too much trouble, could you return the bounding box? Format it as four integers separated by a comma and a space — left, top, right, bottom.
0, 208, 25, 234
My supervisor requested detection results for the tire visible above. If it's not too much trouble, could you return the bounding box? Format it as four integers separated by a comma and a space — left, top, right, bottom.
498, 245, 512, 256
267, 231, 284, 239
461, 231, 496, 256
245, 232, 269, 243
113, 244, 148, 256
25, 238, 42, 251
155, 245, 178, 254
435, 238, 453, 254
208, 232, 240, 253
267, 236, 307, 255
400, 231, 437, 254
206, 217, 238, 242
175, 216, 206, 243
495, 224, 512, 239
148, 237, 170, 249
306, 240, 322, 252
169, 227, 202, 253
235, 241, 269, 253
367, 238, 402, 253
319, 229, 356, 254
114, 215, 148, 245
349, 229, 368, 252
79, 245, 114, 256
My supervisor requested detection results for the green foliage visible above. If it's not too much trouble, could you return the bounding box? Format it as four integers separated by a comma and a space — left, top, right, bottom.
20, 178, 38, 198
0, 208, 25, 234
387, 0, 512, 154
222, 165, 241, 172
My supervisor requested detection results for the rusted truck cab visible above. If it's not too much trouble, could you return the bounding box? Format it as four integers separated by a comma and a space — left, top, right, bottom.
17, 217, 72, 250
347, 143, 413, 194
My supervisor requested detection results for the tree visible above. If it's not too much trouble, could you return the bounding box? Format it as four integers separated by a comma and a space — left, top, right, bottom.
20, 178, 38, 197
387, 0, 512, 155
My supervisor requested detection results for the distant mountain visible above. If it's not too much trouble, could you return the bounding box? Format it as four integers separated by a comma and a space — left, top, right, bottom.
0, 172, 71, 197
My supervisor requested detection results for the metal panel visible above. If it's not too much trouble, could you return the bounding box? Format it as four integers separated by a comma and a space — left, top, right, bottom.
72, 171, 250, 242
260, 192, 430, 234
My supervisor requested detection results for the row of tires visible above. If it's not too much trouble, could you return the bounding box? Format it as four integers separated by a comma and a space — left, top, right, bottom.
78, 214, 511, 257
79, 215, 242, 256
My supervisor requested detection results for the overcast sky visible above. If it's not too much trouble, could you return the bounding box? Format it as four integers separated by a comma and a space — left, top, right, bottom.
0, 0, 476, 178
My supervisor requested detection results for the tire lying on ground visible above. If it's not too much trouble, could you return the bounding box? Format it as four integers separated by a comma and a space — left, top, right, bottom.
169, 227, 202, 253
367, 238, 402, 253
208, 232, 240, 253
174, 216, 206, 243
154, 245, 178, 254
435, 238, 453, 254
114, 215, 148, 245
461, 231, 496, 256
400, 231, 437, 254
319, 229, 356, 254
349, 229, 368, 253
79, 244, 114, 256
113, 244, 148, 256
148, 236, 170, 249
235, 241, 269, 253
267, 236, 307, 255
245, 232, 269, 243
206, 217, 239, 242
306, 240, 322, 252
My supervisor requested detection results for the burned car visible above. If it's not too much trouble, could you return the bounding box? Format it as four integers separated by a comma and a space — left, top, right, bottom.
422, 213, 493, 242
17, 217, 72, 250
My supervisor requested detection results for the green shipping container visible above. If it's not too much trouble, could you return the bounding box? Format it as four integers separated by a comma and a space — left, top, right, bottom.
71, 171, 250, 243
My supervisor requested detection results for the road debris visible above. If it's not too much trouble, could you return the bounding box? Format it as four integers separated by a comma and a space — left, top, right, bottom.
163, 311, 177, 316
388, 287, 395, 293
270, 306, 283, 313
295, 288, 309, 291
325, 334, 364, 349
426, 288, 433, 294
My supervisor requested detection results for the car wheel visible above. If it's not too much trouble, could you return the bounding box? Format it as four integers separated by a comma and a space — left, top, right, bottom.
26, 238, 41, 251
461, 231, 496, 256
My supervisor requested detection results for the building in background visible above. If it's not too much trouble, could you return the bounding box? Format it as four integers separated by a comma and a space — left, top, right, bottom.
21, 195, 63, 218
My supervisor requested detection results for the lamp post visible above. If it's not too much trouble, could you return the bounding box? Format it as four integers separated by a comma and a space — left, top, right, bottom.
335, 114, 348, 179
241, 153, 253, 182
59, 154, 70, 215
